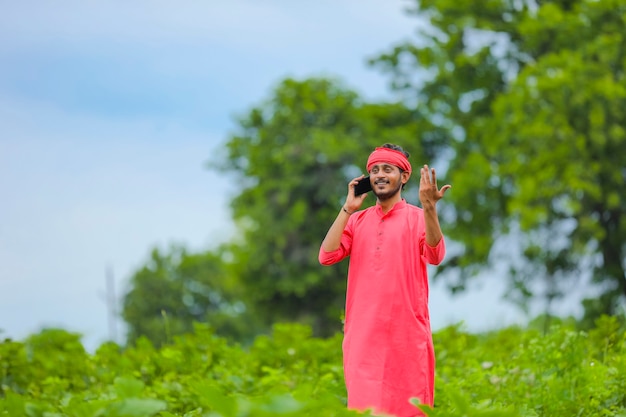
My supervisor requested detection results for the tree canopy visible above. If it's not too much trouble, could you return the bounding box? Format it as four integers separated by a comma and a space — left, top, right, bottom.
122, 246, 253, 346
372, 0, 626, 319
215, 77, 448, 335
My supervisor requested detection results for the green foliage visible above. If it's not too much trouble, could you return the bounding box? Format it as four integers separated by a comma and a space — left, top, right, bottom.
2, 317, 625, 416
214, 77, 449, 336
432, 316, 626, 416
122, 246, 256, 347
372, 0, 626, 316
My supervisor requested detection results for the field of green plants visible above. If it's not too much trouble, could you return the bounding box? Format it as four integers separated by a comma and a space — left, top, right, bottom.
1, 316, 625, 417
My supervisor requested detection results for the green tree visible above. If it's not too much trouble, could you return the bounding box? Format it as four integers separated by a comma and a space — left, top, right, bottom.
372, 0, 626, 320
216, 77, 449, 336
122, 245, 252, 346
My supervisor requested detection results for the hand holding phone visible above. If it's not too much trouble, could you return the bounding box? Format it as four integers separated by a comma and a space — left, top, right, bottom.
353, 176, 372, 196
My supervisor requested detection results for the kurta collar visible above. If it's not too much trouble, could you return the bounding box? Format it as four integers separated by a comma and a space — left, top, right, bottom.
375, 199, 407, 216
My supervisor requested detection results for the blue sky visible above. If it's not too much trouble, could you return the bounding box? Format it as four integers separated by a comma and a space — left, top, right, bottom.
0, 0, 578, 351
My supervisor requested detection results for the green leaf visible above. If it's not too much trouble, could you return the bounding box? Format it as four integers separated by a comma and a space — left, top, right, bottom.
114, 377, 145, 399
107, 398, 167, 417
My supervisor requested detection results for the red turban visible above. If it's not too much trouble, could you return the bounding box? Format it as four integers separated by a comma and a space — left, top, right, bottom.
366, 147, 412, 173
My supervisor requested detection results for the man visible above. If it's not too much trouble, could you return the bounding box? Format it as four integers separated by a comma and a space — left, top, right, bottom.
318, 144, 450, 417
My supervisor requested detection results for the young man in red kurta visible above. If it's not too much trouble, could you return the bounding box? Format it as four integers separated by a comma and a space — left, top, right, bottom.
319, 144, 450, 417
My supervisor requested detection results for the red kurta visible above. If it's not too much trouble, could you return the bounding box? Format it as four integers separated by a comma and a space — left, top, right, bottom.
319, 200, 445, 417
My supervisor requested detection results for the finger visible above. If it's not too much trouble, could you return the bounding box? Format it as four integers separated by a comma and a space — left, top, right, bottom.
430, 168, 437, 185
347, 178, 359, 197
348, 176, 363, 187
440, 184, 452, 196
426, 165, 434, 184
421, 165, 429, 183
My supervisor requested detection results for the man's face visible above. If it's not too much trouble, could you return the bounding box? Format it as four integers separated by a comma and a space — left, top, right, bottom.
368, 163, 408, 201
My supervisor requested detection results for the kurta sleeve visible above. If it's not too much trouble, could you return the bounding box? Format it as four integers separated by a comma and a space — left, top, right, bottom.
422, 236, 446, 266
318, 219, 353, 265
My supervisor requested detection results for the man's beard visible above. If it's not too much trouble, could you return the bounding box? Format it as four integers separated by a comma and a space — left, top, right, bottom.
373, 181, 403, 201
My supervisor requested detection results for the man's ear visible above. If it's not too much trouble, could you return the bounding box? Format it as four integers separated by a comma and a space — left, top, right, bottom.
401, 171, 411, 185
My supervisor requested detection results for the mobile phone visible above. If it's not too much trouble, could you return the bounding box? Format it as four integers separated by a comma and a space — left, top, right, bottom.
353, 176, 372, 196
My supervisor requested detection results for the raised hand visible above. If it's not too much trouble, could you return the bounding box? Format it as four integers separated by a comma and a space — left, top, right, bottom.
419, 165, 451, 207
